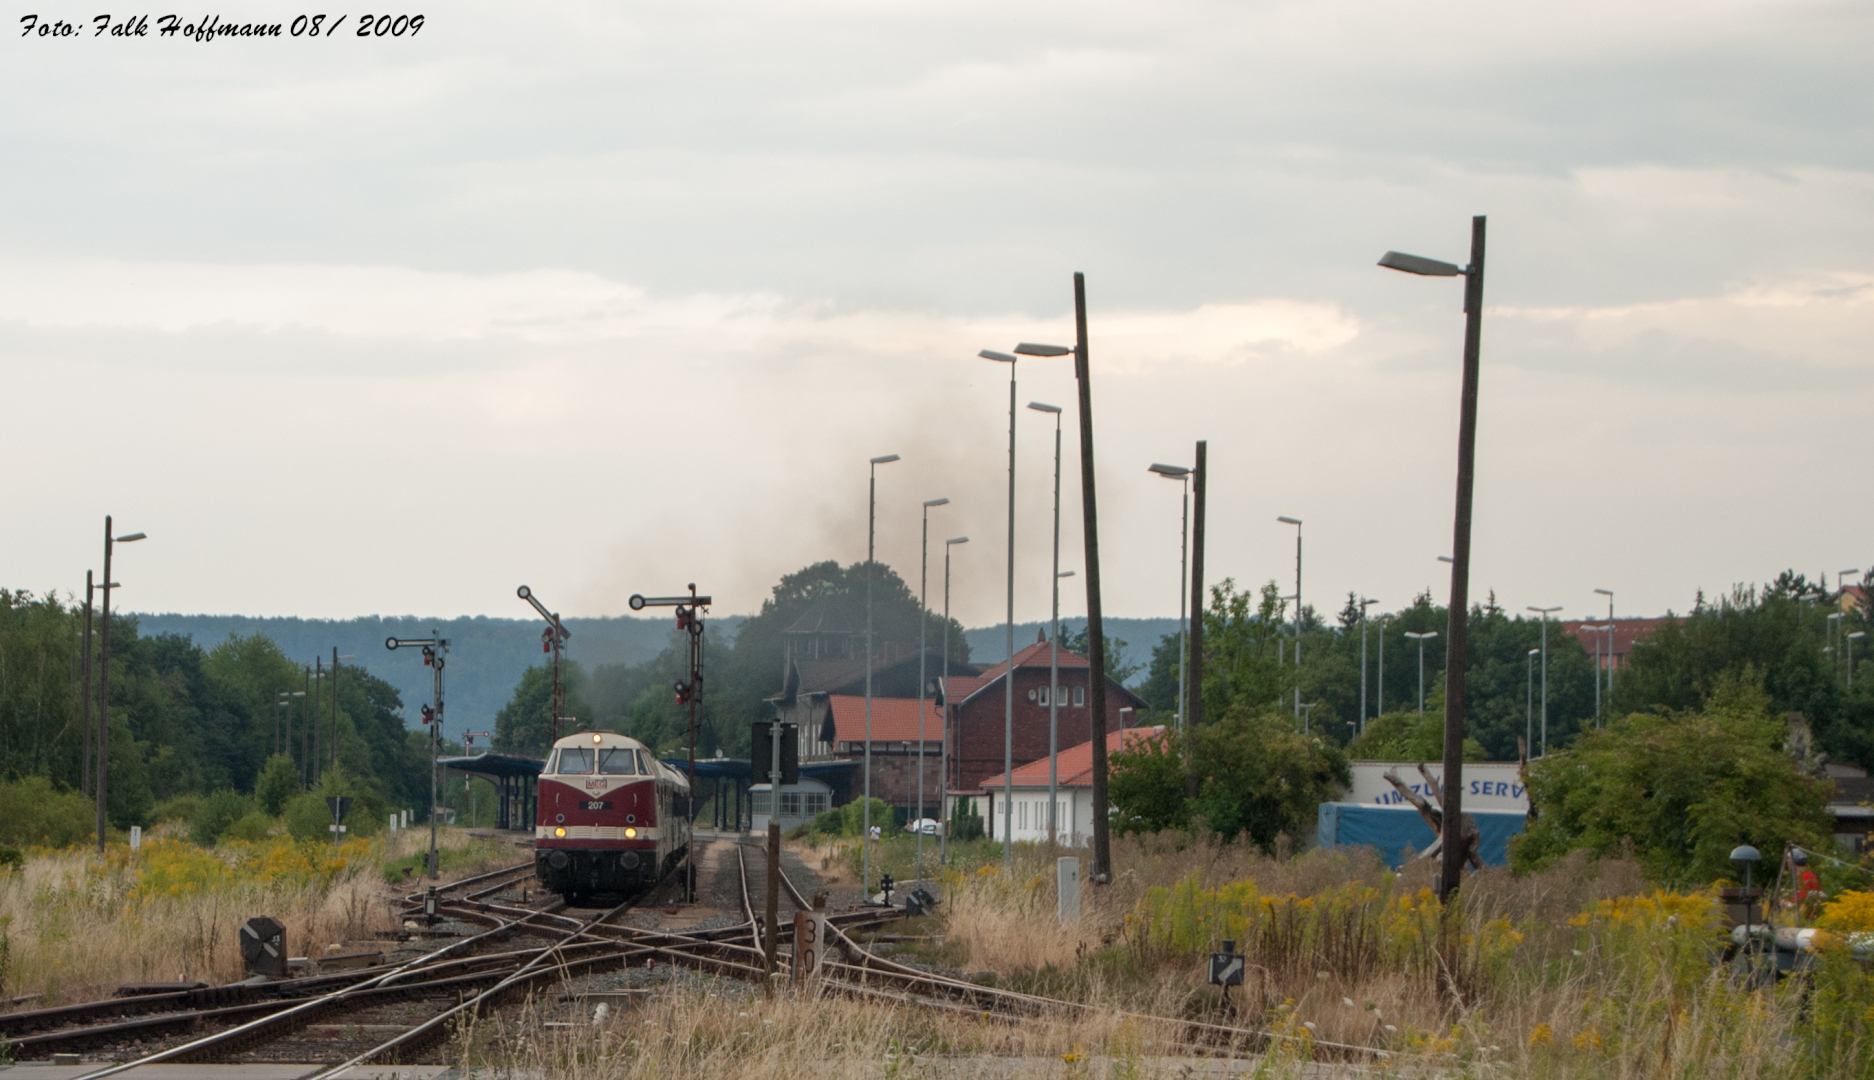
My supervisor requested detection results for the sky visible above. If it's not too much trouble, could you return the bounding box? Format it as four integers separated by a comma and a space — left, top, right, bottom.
3, 0, 1871, 633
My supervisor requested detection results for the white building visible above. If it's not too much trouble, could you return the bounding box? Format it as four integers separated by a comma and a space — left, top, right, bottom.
749, 777, 834, 834
974, 726, 1169, 847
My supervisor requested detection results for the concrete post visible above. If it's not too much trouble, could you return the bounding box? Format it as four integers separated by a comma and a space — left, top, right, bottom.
1057, 856, 1081, 923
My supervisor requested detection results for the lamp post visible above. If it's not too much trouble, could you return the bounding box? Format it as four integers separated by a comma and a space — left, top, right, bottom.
1027, 400, 1069, 849
1359, 598, 1378, 733
978, 347, 1025, 870
1851, 632, 1867, 689
1732, 844, 1762, 969
1578, 623, 1607, 724
1828, 612, 1844, 680
938, 535, 968, 865
1376, 613, 1387, 717
863, 452, 900, 894
1380, 219, 1487, 903
915, 495, 950, 885
1148, 463, 1192, 730
96, 517, 146, 854
1278, 517, 1303, 720
1404, 632, 1437, 716
1013, 324, 1107, 883
516, 586, 573, 747
1527, 606, 1562, 756
1593, 588, 1615, 699
275, 690, 305, 758
1526, 648, 1538, 757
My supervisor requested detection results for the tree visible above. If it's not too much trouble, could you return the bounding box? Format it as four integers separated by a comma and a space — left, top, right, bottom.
1613, 579, 1873, 767
1108, 707, 1348, 851
1059, 624, 1139, 685
1512, 675, 1832, 884
1133, 633, 1182, 716
254, 754, 301, 816
1347, 708, 1486, 761
494, 662, 593, 755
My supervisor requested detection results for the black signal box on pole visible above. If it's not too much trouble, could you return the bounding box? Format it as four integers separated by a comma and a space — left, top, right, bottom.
749, 722, 799, 785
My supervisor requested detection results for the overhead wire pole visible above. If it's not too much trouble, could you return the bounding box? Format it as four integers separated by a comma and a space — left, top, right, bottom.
1526, 607, 1560, 755
1147, 463, 1192, 732
386, 632, 448, 878
1185, 443, 1208, 798
629, 586, 710, 901
80, 571, 93, 798
516, 586, 573, 746
1279, 517, 1303, 722
1379, 216, 1487, 903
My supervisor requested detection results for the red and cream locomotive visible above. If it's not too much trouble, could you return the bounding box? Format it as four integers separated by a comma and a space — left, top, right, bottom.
535, 731, 690, 903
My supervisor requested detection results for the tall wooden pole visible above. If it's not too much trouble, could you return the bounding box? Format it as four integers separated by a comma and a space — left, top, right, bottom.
80, 572, 93, 797
1183, 441, 1207, 798
1439, 216, 1487, 903
1072, 273, 1112, 884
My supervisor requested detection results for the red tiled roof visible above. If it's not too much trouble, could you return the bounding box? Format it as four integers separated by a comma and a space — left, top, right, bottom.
825, 695, 944, 744
980, 725, 1168, 790
1560, 617, 1676, 656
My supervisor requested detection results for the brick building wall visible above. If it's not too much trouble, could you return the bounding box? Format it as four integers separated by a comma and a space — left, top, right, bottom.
949, 665, 1136, 793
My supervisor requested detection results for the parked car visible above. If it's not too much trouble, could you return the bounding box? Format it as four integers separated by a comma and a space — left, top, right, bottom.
905, 817, 941, 835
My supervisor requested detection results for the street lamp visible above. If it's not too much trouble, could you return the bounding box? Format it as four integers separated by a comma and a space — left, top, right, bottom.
1578, 623, 1608, 724
863, 452, 900, 896
1382, 220, 1488, 905
1526, 648, 1539, 757
1403, 632, 1438, 716
1527, 606, 1562, 756
915, 495, 950, 885
938, 535, 968, 866
1851, 631, 1867, 689
1593, 588, 1615, 699
96, 518, 146, 854
1148, 463, 1192, 731
1027, 400, 1070, 849
1359, 598, 1378, 733
1278, 517, 1303, 721
1828, 612, 1844, 679
275, 690, 305, 758
1732, 844, 1762, 965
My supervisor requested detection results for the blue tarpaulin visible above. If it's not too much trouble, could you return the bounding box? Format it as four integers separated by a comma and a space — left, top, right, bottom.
1316, 802, 1526, 868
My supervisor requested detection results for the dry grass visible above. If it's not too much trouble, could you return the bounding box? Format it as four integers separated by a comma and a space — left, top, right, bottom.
0, 825, 508, 1005
454, 979, 1223, 1080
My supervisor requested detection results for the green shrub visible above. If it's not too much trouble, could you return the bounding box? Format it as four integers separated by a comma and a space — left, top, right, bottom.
949, 797, 985, 842
838, 797, 891, 838
152, 793, 202, 824
222, 811, 275, 842
190, 789, 254, 846
254, 755, 302, 816
283, 792, 336, 842
0, 845, 24, 870
0, 777, 96, 848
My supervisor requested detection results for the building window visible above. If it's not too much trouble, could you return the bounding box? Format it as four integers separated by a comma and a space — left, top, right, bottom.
1038, 686, 1050, 706
1026, 688, 1037, 702
779, 791, 803, 817
1073, 685, 1085, 707
751, 790, 773, 815
805, 792, 830, 816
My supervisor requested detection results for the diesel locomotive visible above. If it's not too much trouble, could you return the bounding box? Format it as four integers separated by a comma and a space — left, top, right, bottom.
534, 731, 690, 903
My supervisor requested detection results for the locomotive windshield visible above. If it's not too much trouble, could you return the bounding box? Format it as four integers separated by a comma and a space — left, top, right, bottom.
557, 748, 595, 775
598, 748, 638, 775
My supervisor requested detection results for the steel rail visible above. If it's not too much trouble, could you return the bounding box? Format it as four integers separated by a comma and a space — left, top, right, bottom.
68, 898, 569, 1080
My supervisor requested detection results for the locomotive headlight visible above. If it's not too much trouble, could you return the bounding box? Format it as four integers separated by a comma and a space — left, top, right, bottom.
554, 827, 566, 838
591, 734, 602, 744
624, 827, 637, 839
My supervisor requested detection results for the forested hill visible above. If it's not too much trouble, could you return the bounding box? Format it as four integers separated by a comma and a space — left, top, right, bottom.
131, 613, 743, 727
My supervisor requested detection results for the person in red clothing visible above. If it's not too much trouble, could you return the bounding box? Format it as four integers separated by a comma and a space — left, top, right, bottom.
1789, 848, 1824, 923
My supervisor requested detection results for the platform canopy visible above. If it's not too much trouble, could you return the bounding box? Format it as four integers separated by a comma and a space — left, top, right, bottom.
437, 752, 545, 780
665, 757, 858, 783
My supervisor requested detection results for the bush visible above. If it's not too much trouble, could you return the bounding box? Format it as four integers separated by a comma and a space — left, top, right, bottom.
950, 797, 985, 842
152, 793, 202, 824
190, 789, 254, 847
254, 755, 302, 816
222, 811, 274, 842
284, 792, 337, 842
0, 777, 96, 848
839, 797, 891, 838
